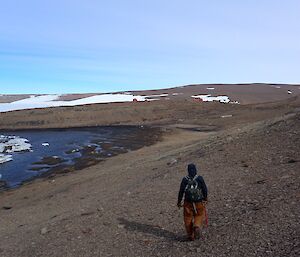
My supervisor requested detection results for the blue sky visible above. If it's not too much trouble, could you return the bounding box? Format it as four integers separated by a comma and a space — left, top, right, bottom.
0, 0, 299, 94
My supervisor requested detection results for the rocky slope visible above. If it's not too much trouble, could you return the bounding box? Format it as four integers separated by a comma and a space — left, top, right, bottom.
0, 97, 299, 256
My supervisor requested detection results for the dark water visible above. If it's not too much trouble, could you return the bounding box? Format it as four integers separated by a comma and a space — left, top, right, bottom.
0, 126, 161, 189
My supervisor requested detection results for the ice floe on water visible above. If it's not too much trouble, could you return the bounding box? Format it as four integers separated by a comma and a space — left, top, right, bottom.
0, 154, 13, 164
42, 143, 50, 146
0, 135, 32, 164
191, 94, 231, 103
2, 138, 32, 153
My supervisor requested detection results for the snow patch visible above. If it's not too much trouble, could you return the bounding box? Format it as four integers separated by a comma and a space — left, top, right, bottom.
206, 87, 215, 90
270, 85, 281, 89
191, 94, 231, 103
221, 115, 233, 118
145, 93, 169, 98
0, 94, 151, 112
0, 95, 61, 112
65, 94, 147, 105
0, 93, 181, 112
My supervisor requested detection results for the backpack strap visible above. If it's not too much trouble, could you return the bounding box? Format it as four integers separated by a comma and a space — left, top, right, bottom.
185, 175, 198, 181
184, 175, 199, 191
193, 176, 199, 189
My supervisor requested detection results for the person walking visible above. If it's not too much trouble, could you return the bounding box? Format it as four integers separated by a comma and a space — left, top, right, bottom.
177, 163, 208, 241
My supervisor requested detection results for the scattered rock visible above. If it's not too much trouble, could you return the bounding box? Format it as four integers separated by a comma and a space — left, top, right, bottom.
40, 227, 49, 235
167, 159, 177, 166
287, 159, 298, 163
82, 228, 92, 234
81, 211, 95, 216
0, 180, 7, 190
227, 136, 233, 142
103, 221, 111, 226
33, 156, 65, 166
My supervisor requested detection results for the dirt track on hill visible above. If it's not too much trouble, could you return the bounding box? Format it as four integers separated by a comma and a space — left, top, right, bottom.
0, 95, 299, 257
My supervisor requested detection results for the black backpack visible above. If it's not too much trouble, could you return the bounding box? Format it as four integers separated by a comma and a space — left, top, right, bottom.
184, 176, 203, 202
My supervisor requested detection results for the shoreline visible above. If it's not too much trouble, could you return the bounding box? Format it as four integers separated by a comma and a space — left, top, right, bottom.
0, 124, 160, 132
0, 125, 165, 192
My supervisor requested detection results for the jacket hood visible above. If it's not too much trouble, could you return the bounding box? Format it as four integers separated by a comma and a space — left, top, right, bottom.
187, 163, 197, 178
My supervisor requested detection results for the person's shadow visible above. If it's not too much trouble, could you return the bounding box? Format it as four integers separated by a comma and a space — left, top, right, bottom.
118, 217, 185, 242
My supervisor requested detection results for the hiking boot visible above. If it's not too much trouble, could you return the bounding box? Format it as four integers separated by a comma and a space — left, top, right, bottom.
194, 226, 200, 240
187, 232, 195, 241
188, 235, 195, 241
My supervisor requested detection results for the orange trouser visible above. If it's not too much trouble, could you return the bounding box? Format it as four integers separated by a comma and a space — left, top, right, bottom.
183, 201, 205, 239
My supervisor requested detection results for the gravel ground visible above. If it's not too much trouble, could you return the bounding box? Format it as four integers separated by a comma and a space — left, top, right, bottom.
0, 103, 299, 257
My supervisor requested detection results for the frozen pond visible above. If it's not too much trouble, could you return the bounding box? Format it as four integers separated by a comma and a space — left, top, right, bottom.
0, 126, 161, 190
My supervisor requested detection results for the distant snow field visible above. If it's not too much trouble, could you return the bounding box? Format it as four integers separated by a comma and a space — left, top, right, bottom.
0, 135, 32, 164
0, 94, 150, 112
0, 92, 236, 113
191, 94, 231, 103
0, 93, 174, 113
